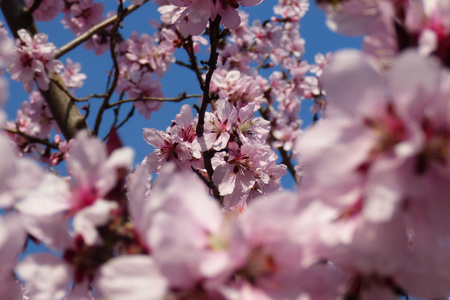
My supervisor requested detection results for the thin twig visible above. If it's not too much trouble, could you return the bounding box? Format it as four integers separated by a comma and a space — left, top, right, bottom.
112, 106, 121, 130
175, 60, 193, 69
108, 93, 202, 107
183, 36, 206, 88
103, 106, 135, 142
55, 0, 149, 59
3, 128, 59, 149
259, 103, 299, 183
116, 106, 135, 131
52, 78, 107, 102
278, 147, 299, 183
175, 60, 208, 71
196, 16, 221, 138
257, 55, 270, 70
93, 4, 127, 136
81, 103, 90, 122
1, 0, 88, 140
195, 16, 223, 201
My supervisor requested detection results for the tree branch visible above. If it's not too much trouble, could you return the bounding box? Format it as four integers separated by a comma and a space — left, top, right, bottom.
175, 59, 208, 71
195, 16, 223, 201
23, 0, 44, 16
278, 147, 299, 183
4, 127, 58, 149
55, 0, 149, 59
0, 0, 37, 39
108, 93, 202, 107
196, 16, 221, 138
1, 0, 88, 140
93, 3, 129, 137
52, 78, 107, 102
183, 36, 206, 89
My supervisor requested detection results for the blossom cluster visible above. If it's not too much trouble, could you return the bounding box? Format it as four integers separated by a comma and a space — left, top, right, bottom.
143, 100, 287, 210
163, 0, 264, 36
6, 57, 86, 161
320, 0, 450, 68
116, 30, 174, 119
7, 29, 62, 93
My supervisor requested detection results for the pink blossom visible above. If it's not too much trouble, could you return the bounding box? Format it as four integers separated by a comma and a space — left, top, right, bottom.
249, 20, 283, 57
235, 103, 270, 144
16, 246, 96, 300
124, 168, 247, 297
320, 0, 386, 36
125, 166, 152, 236
0, 78, 8, 124
271, 113, 302, 152
279, 22, 305, 61
16, 199, 118, 299
212, 142, 286, 209
170, 104, 202, 159
309, 52, 332, 77
0, 132, 71, 216
6, 91, 58, 155
0, 214, 27, 300
21, 214, 72, 250
73, 199, 118, 246
120, 31, 175, 78
142, 127, 194, 173
61, 58, 87, 90
13, 169, 71, 217
166, 0, 263, 36
273, 0, 309, 22
7, 30, 63, 93
117, 30, 176, 118
63, 0, 105, 34
267, 68, 304, 152
24, 0, 64, 21
219, 44, 256, 71
0, 21, 14, 67
203, 99, 237, 151
141, 105, 204, 173
127, 72, 164, 119
16, 253, 74, 300
157, 4, 193, 37
211, 69, 267, 109
402, 0, 450, 64
225, 192, 342, 299
96, 255, 168, 300
296, 49, 450, 297
47, 134, 74, 166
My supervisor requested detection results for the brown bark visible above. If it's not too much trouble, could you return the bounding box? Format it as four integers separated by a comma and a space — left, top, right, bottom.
1, 0, 88, 140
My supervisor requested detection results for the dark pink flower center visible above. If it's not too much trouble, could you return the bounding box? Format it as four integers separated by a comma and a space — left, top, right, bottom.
237, 246, 279, 284
415, 118, 450, 174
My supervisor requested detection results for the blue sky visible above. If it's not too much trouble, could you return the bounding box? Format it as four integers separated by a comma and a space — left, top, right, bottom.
1, 0, 362, 186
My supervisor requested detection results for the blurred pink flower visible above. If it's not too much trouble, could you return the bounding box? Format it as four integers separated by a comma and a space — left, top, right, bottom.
24, 0, 64, 21
67, 131, 134, 212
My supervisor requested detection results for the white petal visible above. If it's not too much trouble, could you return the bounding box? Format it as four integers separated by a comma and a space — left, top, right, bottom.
16, 254, 72, 300
74, 199, 117, 245
96, 255, 167, 300
322, 50, 384, 118
389, 50, 441, 122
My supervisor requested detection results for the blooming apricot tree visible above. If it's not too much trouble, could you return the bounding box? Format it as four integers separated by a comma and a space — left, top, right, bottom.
0, 0, 450, 299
